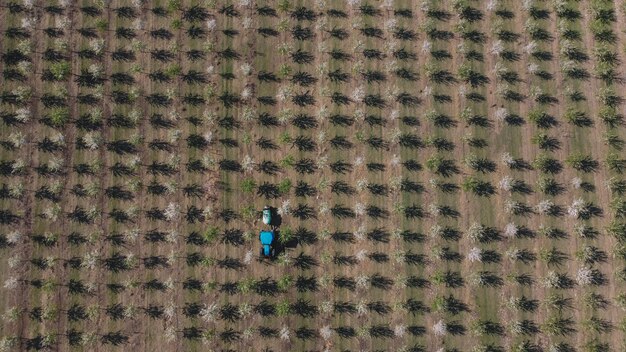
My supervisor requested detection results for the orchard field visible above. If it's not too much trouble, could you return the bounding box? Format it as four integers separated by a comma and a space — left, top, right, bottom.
1, 0, 626, 351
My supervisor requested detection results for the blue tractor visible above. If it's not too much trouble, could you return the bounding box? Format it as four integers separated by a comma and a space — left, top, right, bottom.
259, 230, 276, 258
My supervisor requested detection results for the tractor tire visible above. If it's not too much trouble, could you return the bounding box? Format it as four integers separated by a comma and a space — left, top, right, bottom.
260, 247, 264, 257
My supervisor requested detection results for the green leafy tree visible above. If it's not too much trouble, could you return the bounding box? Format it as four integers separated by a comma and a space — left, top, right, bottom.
462, 177, 495, 196
240, 178, 256, 194
565, 153, 599, 173
49, 61, 71, 80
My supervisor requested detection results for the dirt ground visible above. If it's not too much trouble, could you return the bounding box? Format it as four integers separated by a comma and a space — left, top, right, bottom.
1, 0, 626, 351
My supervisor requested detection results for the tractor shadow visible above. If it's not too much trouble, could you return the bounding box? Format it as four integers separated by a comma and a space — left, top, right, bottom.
269, 207, 299, 250
272, 230, 298, 257
268, 206, 282, 227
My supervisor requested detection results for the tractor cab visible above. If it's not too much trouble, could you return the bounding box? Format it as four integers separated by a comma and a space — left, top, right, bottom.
259, 230, 276, 258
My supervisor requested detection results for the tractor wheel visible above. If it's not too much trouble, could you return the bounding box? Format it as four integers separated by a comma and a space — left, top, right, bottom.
259, 247, 264, 257
271, 248, 276, 257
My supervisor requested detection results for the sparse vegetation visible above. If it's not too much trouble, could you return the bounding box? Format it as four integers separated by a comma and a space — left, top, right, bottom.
0, 0, 622, 351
